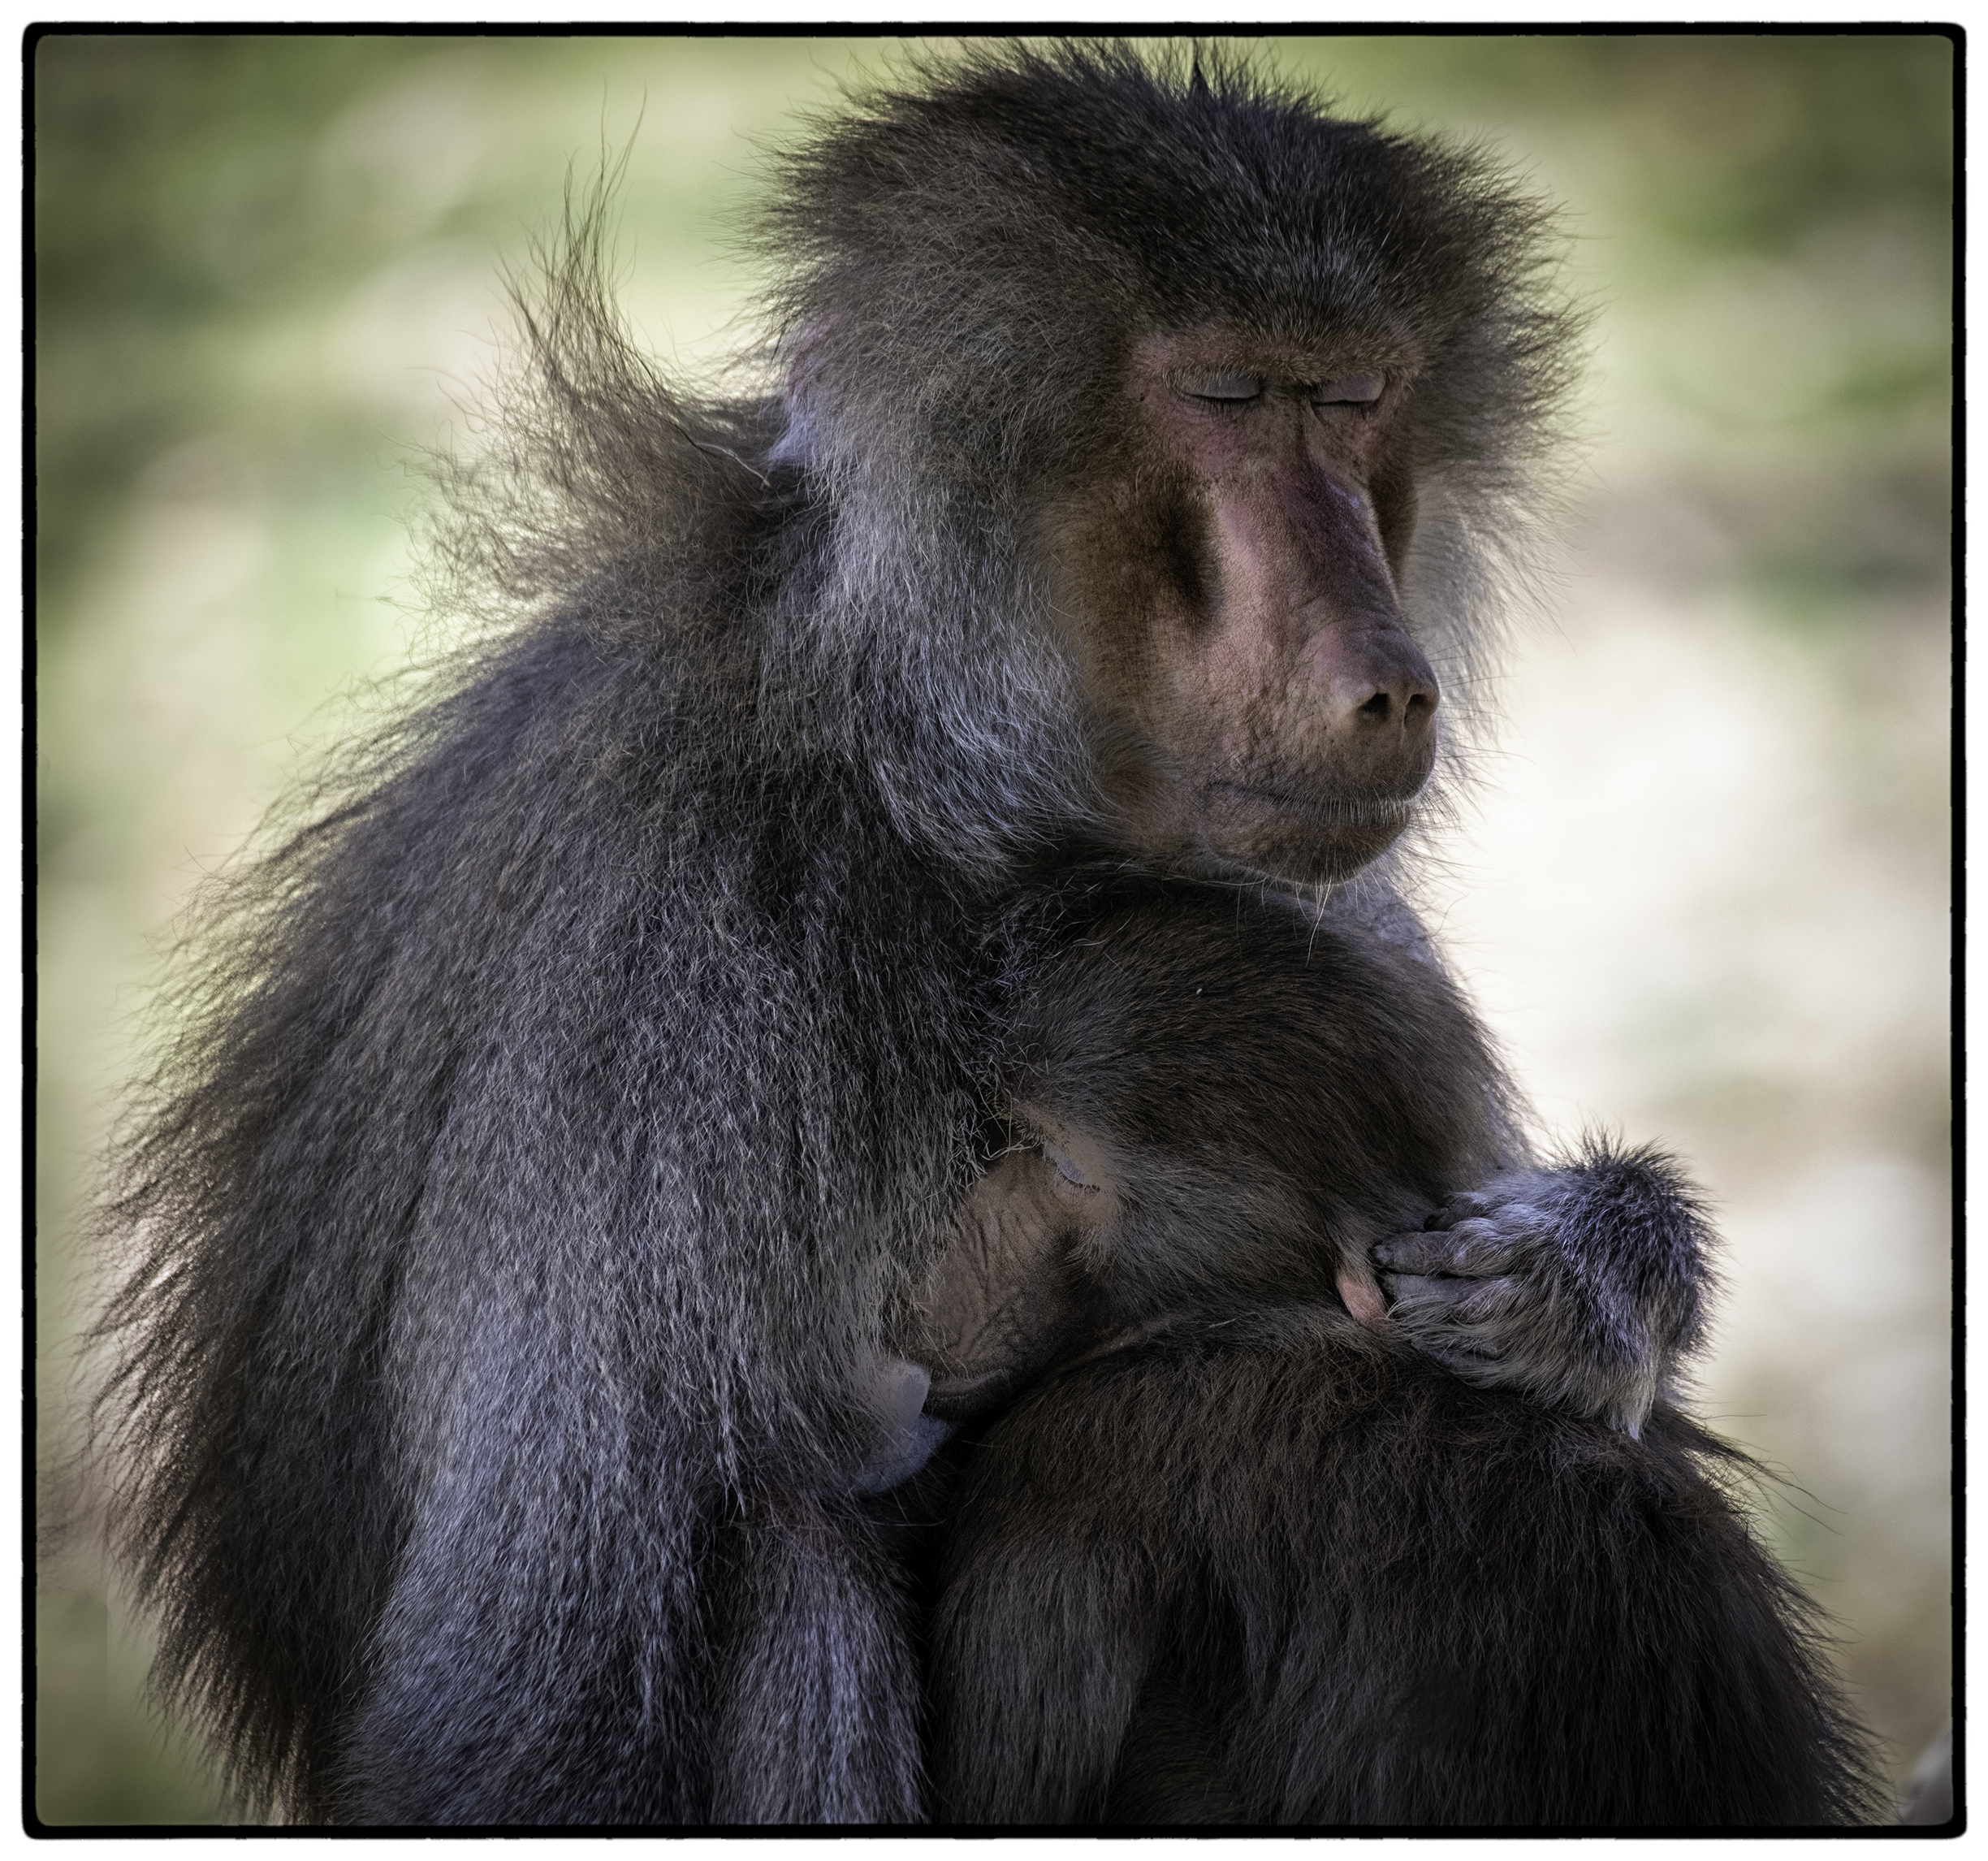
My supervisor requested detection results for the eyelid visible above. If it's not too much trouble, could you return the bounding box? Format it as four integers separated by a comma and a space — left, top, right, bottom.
1174, 370, 1264, 403
1040, 1140, 1096, 1192
1312, 372, 1386, 405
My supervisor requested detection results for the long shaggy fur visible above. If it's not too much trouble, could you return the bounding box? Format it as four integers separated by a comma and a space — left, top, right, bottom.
97, 44, 1596, 1824
934, 1312, 1886, 1826
923, 884, 1882, 1824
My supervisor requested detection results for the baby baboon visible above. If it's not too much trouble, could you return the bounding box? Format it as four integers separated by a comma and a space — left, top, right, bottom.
909, 884, 1882, 1827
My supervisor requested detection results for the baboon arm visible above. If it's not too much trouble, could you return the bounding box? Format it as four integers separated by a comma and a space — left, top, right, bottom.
710, 1492, 926, 1824
337, 1411, 715, 1824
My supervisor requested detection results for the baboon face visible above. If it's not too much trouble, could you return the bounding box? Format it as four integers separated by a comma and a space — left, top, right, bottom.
910, 1091, 1393, 1423
911, 1106, 1119, 1422
1057, 328, 1437, 885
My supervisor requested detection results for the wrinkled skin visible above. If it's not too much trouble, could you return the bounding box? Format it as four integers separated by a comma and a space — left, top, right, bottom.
914, 1138, 1109, 1422
912, 1115, 1393, 1430
1058, 331, 1440, 885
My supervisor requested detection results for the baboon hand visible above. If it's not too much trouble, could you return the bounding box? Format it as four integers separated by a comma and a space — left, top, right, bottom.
1372, 1148, 1715, 1438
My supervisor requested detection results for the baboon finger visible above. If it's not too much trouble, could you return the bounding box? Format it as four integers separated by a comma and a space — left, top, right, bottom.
1422, 1191, 1493, 1231
1374, 1218, 1515, 1277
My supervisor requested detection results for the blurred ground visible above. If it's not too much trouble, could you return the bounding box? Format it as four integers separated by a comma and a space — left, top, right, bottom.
32, 33, 1953, 1824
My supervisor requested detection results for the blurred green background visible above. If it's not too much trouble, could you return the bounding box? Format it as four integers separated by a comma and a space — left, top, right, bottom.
33, 33, 1953, 1825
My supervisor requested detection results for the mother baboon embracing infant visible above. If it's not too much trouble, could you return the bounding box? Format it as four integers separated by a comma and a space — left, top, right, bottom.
875, 881, 1878, 1826
102, 41, 1885, 1827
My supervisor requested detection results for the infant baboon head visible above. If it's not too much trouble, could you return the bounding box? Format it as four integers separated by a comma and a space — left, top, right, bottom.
910, 886, 1506, 1419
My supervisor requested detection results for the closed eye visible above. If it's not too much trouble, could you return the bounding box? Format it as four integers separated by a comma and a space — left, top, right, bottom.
1174, 370, 1264, 405
1312, 372, 1386, 406
1041, 1140, 1096, 1192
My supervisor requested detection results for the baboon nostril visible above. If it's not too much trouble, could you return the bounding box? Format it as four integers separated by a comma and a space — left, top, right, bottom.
1315, 628, 1441, 738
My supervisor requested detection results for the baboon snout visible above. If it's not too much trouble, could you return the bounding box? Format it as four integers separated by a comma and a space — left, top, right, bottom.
1306, 624, 1440, 786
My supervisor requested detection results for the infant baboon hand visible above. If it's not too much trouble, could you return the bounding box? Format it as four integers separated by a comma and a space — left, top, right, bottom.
1373, 1148, 1714, 1437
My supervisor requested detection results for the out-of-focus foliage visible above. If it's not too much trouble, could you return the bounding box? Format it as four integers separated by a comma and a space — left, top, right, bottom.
37, 37, 430, 607
34, 32, 1952, 1826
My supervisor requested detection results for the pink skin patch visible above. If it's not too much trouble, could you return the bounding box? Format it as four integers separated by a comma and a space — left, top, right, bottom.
1336, 1259, 1392, 1333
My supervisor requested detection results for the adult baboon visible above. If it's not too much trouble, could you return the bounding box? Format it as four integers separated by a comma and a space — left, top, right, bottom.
101, 43, 1699, 1824
910, 883, 1881, 1827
